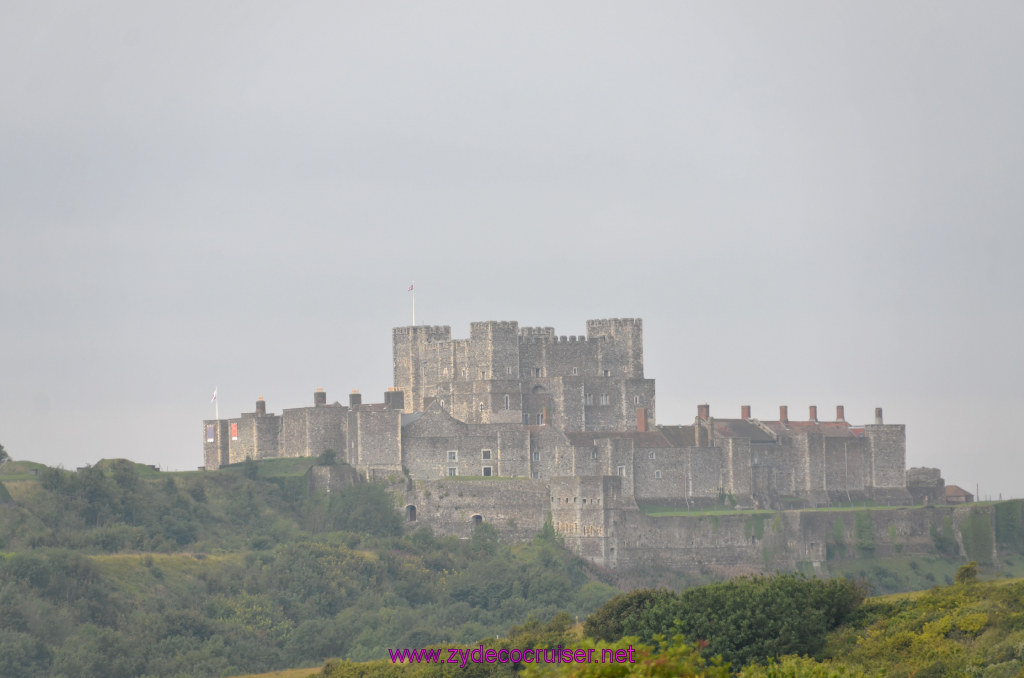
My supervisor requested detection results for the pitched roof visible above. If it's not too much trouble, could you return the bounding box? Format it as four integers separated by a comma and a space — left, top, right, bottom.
711, 419, 776, 443
945, 485, 974, 499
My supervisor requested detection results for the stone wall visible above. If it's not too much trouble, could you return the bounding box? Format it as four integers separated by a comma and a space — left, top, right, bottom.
402, 477, 549, 541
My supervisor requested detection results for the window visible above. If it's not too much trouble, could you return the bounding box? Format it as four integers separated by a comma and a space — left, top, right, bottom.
585, 394, 593, 405
439, 399, 445, 409
479, 402, 485, 411
506, 366, 513, 375
448, 450, 457, 461
447, 467, 457, 476
534, 368, 541, 377
522, 413, 530, 424
482, 466, 492, 477
532, 471, 539, 479
481, 449, 491, 460
205, 425, 215, 443
461, 368, 467, 377
571, 367, 578, 375
649, 451, 656, 460
536, 413, 544, 425
600, 394, 610, 405
603, 369, 611, 377
591, 450, 598, 460
532, 451, 540, 462
634, 395, 640, 405
655, 470, 662, 479
617, 465, 626, 477
503, 394, 510, 410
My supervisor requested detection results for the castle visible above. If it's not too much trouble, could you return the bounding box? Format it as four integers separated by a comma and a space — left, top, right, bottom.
204, 319, 967, 571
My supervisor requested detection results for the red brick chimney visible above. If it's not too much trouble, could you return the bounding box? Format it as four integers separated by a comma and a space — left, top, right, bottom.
697, 403, 710, 421
809, 405, 818, 422
836, 405, 845, 422
741, 405, 751, 419
779, 405, 788, 423
636, 407, 648, 432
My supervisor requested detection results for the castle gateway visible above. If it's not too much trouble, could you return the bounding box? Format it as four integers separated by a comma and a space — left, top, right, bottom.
204, 319, 945, 570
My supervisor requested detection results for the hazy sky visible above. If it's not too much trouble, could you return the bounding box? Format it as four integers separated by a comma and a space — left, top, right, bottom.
2, 3, 1022, 498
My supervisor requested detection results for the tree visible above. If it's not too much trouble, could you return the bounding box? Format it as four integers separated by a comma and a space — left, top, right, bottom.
0, 442, 8, 465
955, 561, 978, 585
318, 449, 337, 466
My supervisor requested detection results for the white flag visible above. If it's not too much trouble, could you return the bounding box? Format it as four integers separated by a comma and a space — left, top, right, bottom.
211, 388, 217, 403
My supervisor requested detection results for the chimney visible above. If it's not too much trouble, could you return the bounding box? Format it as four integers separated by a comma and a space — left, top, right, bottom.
697, 403, 710, 421
256, 396, 266, 415
875, 407, 884, 425
636, 407, 648, 432
836, 405, 845, 422
314, 388, 327, 407
779, 405, 788, 423
384, 388, 405, 411
349, 390, 362, 408
809, 405, 818, 422
741, 405, 751, 420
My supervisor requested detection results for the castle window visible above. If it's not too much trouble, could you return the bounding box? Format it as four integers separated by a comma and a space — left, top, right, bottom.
585, 394, 593, 406
572, 367, 578, 375
504, 394, 510, 410
603, 369, 610, 377
482, 466, 492, 476
617, 465, 626, 477
582, 498, 587, 504
534, 368, 541, 377
655, 470, 662, 479
439, 399, 445, 409
447, 467, 457, 476
522, 413, 530, 425
600, 394, 610, 405
532, 451, 540, 462
506, 366, 513, 375
634, 395, 640, 405
649, 451, 655, 460
448, 450, 458, 461
482, 449, 491, 460
536, 413, 544, 425
479, 402, 485, 411
591, 450, 598, 460
532, 471, 539, 479
205, 425, 215, 443
461, 368, 467, 377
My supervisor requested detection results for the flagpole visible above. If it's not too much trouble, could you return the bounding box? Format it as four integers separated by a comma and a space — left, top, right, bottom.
411, 281, 416, 326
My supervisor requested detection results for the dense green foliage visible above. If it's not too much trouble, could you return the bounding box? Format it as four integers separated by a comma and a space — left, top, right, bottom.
0, 460, 618, 677
584, 574, 866, 668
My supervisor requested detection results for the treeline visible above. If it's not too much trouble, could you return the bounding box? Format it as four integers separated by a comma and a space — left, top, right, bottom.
0, 461, 618, 677
323, 572, 1024, 678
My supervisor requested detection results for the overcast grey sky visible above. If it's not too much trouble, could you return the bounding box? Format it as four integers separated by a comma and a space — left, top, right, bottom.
1, 2, 1021, 498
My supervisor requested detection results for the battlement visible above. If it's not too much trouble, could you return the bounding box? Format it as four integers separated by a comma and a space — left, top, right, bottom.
393, 325, 452, 341
553, 335, 588, 343
470, 320, 520, 333
519, 326, 555, 337
586, 318, 642, 334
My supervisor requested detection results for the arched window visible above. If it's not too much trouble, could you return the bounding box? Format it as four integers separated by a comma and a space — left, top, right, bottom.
503, 394, 510, 410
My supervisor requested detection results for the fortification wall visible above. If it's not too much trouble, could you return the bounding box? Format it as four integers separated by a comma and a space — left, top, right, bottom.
402, 477, 549, 541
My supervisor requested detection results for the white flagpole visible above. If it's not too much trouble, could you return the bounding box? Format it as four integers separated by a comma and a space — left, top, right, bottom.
410, 281, 416, 326
212, 387, 219, 420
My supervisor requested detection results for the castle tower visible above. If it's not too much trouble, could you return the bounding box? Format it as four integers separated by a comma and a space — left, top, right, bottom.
586, 318, 644, 378
392, 324, 452, 412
